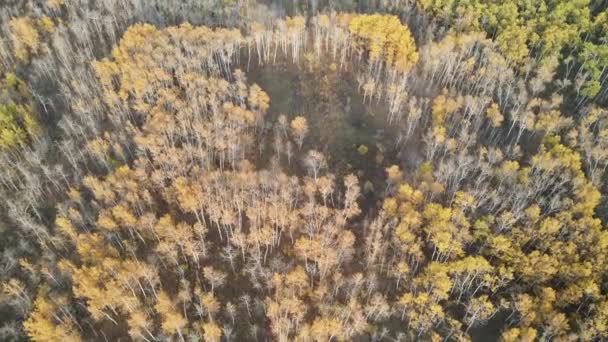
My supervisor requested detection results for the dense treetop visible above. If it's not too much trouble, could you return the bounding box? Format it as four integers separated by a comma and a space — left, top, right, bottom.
0, 1, 608, 341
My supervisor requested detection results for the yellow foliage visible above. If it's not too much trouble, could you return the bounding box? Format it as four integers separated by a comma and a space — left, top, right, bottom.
155, 291, 187, 336
39, 16, 55, 33
348, 14, 419, 73
55, 215, 77, 241
310, 317, 344, 340
24, 293, 81, 341
46, 0, 65, 9
9, 17, 40, 62
486, 103, 504, 127
202, 321, 222, 342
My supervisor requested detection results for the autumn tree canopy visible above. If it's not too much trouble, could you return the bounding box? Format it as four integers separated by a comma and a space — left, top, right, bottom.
0, 1, 608, 341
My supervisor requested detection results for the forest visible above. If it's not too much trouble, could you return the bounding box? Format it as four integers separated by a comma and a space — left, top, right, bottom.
1, 0, 608, 341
